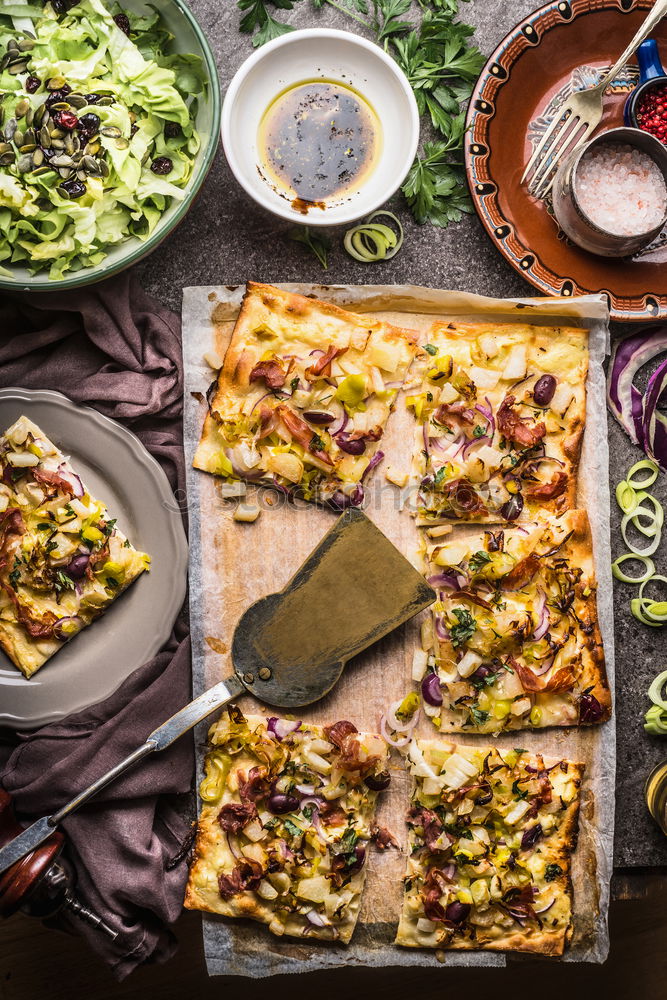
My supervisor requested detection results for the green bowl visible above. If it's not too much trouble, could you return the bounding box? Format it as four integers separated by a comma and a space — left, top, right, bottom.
0, 0, 221, 292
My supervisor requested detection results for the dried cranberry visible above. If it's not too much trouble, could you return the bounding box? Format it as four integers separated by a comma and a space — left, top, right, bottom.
130, 123, 138, 137
45, 85, 72, 109
60, 179, 86, 199
113, 12, 131, 35
52, 109, 78, 131
25, 76, 41, 94
52, 0, 79, 12
150, 156, 173, 175
84, 93, 102, 105
579, 692, 604, 724
164, 122, 181, 139
76, 112, 100, 138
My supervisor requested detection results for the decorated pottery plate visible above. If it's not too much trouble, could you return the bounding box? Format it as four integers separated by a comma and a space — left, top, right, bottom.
0, 388, 188, 730
465, 0, 667, 322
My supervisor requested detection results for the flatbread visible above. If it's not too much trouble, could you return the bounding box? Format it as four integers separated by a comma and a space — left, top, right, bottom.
194, 282, 418, 507
0, 415, 149, 678
414, 508, 610, 733
396, 739, 584, 956
409, 320, 587, 525
185, 709, 389, 944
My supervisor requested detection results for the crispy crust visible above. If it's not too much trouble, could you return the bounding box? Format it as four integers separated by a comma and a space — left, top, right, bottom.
194, 282, 418, 502
184, 712, 386, 944
396, 739, 584, 956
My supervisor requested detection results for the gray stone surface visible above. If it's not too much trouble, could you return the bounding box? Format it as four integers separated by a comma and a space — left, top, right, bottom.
136, 0, 667, 868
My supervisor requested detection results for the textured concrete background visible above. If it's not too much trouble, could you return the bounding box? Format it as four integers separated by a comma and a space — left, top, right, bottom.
136, 0, 667, 868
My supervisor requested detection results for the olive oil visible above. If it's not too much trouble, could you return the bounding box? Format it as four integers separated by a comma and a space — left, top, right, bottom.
258, 79, 381, 210
645, 761, 667, 835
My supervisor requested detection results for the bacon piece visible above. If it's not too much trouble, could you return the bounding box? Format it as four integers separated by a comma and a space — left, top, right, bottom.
501, 552, 540, 591
513, 661, 575, 694
526, 471, 568, 500
371, 824, 399, 850
408, 806, 452, 853
217, 801, 257, 834
32, 466, 76, 495
0, 507, 25, 573
421, 866, 451, 922
497, 395, 546, 448
275, 405, 333, 466
249, 359, 287, 390
433, 401, 476, 431
324, 720, 358, 747
238, 765, 270, 803
319, 802, 347, 827
305, 345, 347, 380
256, 404, 278, 440
217, 858, 263, 899
329, 843, 366, 887
450, 590, 492, 611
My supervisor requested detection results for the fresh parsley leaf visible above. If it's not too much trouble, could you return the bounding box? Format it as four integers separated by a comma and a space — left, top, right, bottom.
469, 705, 489, 725
105, 576, 119, 590
284, 818, 303, 837
514, 747, 527, 755
290, 376, 300, 391
8, 567, 20, 588
472, 424, 485, 438
424, 343, 438, 355
54, 570, 75, 594
545, 863, 563, 882
433, 465, 447, 487
310, 433, 326, 452
512, 779, 528, 800
468, 550, 491, 574
288, 225, 331, 269
37, 522, 52, 531
101, 518, 117, 537
339, 826, 359, 853
302, 805, 314, 820
450, 607, 477, 647
238, 0, 295, 46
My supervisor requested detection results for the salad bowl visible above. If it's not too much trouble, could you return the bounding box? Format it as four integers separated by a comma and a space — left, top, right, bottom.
0, 0, 221, 292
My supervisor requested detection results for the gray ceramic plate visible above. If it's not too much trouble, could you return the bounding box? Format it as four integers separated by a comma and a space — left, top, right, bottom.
0, 388, 188, 730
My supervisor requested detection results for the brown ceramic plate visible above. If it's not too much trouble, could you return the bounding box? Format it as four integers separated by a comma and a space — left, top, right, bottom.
0, 388, 188, 730
465, 0, 667, 322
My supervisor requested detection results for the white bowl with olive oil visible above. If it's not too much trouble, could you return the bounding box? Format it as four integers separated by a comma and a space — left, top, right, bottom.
222, 28, 420, 226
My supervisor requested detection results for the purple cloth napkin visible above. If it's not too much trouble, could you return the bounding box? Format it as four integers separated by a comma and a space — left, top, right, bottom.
0, 273, 194, 980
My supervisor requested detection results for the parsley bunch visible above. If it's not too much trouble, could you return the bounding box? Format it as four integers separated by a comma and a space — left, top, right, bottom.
236, 0, 484, 228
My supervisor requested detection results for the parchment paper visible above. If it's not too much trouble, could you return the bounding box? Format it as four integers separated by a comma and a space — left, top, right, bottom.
182, 285, 615, 975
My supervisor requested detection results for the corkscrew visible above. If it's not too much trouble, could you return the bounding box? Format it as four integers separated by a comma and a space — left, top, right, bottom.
0, 788, 117, 938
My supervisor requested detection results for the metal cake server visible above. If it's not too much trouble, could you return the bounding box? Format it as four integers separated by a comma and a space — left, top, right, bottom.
0, 509, 434, 876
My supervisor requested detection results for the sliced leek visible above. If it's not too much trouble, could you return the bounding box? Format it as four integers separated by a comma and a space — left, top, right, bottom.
343, 211, 404, 263
626, 459, 659, 490
611, 553, 656, 583
644, 669, 667, 735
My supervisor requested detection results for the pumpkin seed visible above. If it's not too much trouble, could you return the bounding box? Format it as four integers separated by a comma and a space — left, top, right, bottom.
13, 130, 24, 148
100, 126, 122, 138
84, 141, 100, 156
6, 40, 19, 54
58, 166, 73, 178
34, 104, 46, 127
99, 159, 110, 177
0, 151, 15, 166
15, 99, 29, 119
17, 153, 33, 173
31, 165, 50, 176
51, 138, 65, 149
19, 143, 36, 154
76, 169, 87, 181
64, 133, 74, 153
50, 128, 65, 139
47, 76, 66, 90
97, 96, 114, 106
18, 38, 35, 52
0, 142, 11, 155
50, 153, 74, 167
25, 107, 34, 127
40, 126, 51, 147
49, 102, 70, 112
0, 55, 10, 72
4, 119, 17, 142
114, 137, 129, 150
83, 154, 100, 174
8, 61, 29, 76
68, 93, 87, 109
32, 148, 44, 167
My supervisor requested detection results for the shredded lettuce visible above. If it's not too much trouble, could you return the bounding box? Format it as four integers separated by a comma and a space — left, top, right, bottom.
0, 0, 204, 279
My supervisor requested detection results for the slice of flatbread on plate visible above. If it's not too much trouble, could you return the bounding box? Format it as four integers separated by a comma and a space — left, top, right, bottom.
415, 508, 610, 733
194, 281, 418, 507
185, 708, 389, 943
0, 415, 150, 678
409, 320, 588, 524
396, 738, 584, 956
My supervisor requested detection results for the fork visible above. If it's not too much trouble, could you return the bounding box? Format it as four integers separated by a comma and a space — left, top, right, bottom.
522, 0, 667, 199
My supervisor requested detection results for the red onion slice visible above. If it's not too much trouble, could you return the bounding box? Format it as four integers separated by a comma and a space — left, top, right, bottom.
607, 327, 667, 466
533, 588, 550, 640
